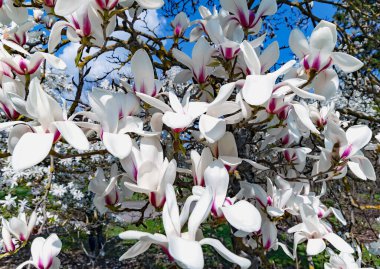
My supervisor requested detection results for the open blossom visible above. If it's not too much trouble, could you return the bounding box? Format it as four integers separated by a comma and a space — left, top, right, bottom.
2, 211, 37, 243
220, 0, 277, 32
16, 234, 62, 269
0, 78, 89, 170
171, 12, 189, 37
119, 184, 251, 269
288, 204, 354, 256
89, 163, 132, 214
122, 137, 177, 208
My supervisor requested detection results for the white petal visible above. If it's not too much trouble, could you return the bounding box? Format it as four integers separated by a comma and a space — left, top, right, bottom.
188, 187, 213, 240
323, 233, 354, 253
136, 0, 164, 9
169, 236, 204, 269
221, 200, 261, 233
332, 52, 363, 73
289, 28, 310, 58
119, 241, 152, 260
240, 41, 261, 75
292, 103, 319, 134
242, 74, 276, 106
199, 238, 251, 269
163, 184, 181, 237
199, 115, 226, 143
12, 132, 54, 171
136, 92, 172, 112
306, 238, 326, 256
53, 121, 89, 150
102, 132, 132, 159
54, 0, 88, 16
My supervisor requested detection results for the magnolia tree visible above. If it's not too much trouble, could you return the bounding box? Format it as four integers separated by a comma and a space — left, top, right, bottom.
0, 0, 378, 268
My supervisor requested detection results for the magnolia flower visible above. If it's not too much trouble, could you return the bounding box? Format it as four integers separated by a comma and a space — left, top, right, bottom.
190, 147, 213, 186
289, 20, 363, 99
200, 160, 262, 234
122, 137, 177, 208
131, 49, 162, 96
220, 0, 277, 32
2, 211, 37, 243
48, 3, 116, 52
289, 20, 363, 74
137, 89, 208, 133
0, 78, 89, 170
83, 87, 152, 159
316, 123, 376, 181
0, 40, 66, 76
253, 178, 292, 218
189, 5, 219, 42
16, 234, 62, 269
173, 37, 215, 84
0, 0, 28, 25
119, 184, 251, 269
89, 164, 131, 214
2, 223, 15, 252
171, 12, 189, 37
0, 76, 24, 120
205, 18, 241, 61
3, 22, 34, 46
324, 250, 370, 269
238, 37, 279, 75
288, 205, 354, 256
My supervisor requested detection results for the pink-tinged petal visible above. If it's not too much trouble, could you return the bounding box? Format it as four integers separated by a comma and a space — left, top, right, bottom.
53, 121, 89, 150
342, 125, 372, 157
240, 40, 261, 75
289, 28, 310, 58
131, 49, 156, 96
162, 111, 193, 130
261, 218, 277, 250
331, 52, 363, 73
199, 238, 251, 269
12, 132, 54, 171
204, 160, 229, 215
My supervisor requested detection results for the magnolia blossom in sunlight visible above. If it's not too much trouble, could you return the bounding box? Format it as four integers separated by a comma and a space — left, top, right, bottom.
119, 184, 251, 269
0, 0, 377, 268
288, 205, 354, 256
122, 137, 177, 208
89, 163, 132, 214
0, 78, 89, 170
171, 12, 189, 37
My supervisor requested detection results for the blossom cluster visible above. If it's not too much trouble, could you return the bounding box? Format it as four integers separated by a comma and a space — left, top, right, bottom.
0, 0, 378, 268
